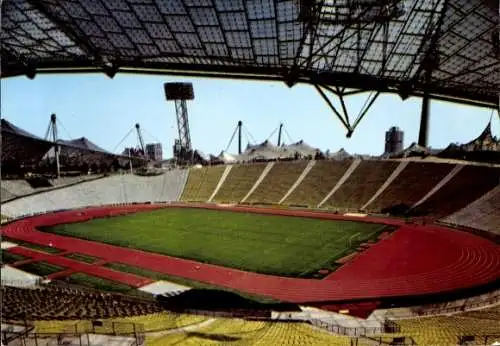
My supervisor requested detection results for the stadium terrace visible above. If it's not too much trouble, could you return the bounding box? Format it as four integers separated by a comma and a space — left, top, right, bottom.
1, 1, 499, 345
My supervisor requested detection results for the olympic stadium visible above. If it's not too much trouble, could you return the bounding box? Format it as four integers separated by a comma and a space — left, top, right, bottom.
1, 0, 500, 345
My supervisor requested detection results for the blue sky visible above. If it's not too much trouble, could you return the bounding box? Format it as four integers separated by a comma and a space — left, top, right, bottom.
1, 74, 498, 158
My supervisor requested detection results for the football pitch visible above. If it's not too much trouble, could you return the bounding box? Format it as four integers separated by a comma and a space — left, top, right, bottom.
40, 208, 392, 277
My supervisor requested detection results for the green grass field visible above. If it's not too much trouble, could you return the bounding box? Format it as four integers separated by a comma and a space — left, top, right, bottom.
104, 262, 279, 303
1, 236, 62, 254
66, 273, 133, 293
17, 261, 63, 277
63, 273, 152, 298
40, 208, 392, 278
1, 249, 26, 264
65, 253, 99, 264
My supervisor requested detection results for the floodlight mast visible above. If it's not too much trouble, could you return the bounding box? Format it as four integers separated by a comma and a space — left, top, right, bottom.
164, 82, 194, 164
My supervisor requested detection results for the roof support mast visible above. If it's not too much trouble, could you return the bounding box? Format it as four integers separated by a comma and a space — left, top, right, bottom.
277, 123, 283, 147
418, 68, 432, 147
44, 113, 60, 179
417, 0, 447, 147
238, 120, 243, 155
134, 123, 146, 158
225, 121, 244, 155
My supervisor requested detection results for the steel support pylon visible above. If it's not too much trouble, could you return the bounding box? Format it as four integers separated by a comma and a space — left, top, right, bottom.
174, 99, 192, 151
45, 113, 60, 179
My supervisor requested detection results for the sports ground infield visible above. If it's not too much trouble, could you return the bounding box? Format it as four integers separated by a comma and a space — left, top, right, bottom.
38, 208, 389, 278
2, 204, 499, 305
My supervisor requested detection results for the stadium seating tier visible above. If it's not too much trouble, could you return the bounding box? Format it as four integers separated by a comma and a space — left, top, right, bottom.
180, 166, 226, 202
284, 160, 353, 207
1, 172, 188, 217
396, 307, 500, 346
1, 285, 162, 321
443, 185, 500, 235
246, 161, 308, 205
212, 163, 266, 203
367, 162, 455, 213
325, 160, 399, 210
411, 165, 500, 217
148, 318, 357, 346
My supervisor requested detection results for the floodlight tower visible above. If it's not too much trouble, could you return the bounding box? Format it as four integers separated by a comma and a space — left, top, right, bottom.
164, 82, 194, 164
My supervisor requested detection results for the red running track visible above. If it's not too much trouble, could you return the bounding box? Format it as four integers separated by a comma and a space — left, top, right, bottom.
7, 246, 153, 288
2, 204, 499, 303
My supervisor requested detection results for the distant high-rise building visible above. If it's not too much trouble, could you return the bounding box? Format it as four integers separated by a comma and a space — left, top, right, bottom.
122, 147, 144, 157
122, 147, 133, 156
123, 147, 144, 157
146, 143, 163, 161
385, 126, 404, 154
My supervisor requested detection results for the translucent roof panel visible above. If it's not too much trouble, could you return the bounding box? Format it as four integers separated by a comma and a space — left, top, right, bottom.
1, 0, 498, 107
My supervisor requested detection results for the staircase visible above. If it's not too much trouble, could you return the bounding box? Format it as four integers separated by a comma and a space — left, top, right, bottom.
241, 162, 275, 203
318, 159, 362, 208
362, 161, 408, 210
208, 165, 233, 202
411, 164, 464, 209
279, 160, 316, 204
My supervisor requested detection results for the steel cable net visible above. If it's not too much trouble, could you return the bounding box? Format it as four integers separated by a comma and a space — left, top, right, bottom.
1, 119, 53, 164
1, 0, 498, 107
